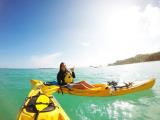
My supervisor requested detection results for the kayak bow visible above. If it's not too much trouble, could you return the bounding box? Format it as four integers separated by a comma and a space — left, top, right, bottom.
17, 80, 70, 120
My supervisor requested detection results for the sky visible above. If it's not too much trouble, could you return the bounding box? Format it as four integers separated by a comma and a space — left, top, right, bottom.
0, 0, 160, 68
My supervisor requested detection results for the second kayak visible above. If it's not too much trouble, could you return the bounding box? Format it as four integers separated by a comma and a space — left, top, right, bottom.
59, 78, 155, 97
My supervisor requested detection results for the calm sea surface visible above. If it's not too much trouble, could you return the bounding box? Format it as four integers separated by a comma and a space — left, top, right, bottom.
0, 61, 160, 120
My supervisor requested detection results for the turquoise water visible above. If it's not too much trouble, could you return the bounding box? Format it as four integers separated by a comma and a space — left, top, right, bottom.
0, 61, 160, 120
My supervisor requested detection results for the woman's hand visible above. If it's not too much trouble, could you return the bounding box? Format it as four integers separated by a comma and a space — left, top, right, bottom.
70, 67, 75, 72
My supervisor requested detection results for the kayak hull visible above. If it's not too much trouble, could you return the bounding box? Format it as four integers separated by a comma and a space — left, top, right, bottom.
18, 84, 70, 120
60, 78, 155, 97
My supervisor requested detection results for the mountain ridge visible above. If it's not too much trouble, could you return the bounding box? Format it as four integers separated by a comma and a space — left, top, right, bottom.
108, 51, 160, 66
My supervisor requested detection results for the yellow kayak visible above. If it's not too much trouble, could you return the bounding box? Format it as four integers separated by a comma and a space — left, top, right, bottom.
60, 78, 155, 97
17, 80, 70, 120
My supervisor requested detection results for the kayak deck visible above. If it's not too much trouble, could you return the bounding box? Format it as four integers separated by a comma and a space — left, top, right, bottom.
18, 81, 70, 120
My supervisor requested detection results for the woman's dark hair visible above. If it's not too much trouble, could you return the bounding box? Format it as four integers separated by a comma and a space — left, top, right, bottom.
59, 62, 66, 72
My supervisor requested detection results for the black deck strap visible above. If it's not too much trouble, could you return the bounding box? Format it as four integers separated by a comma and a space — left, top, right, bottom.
59, 86, 63, 95
34, 111, 39, 120
35, 102, 50, 105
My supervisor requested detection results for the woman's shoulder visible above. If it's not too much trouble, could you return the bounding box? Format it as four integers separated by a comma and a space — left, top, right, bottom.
57, 71, 65, 75
57, 71, 61, 75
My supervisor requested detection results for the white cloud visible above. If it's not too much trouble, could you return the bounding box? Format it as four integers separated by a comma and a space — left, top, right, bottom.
73, 4, 160, 66
144, 4, 160, 37
31, 53, 62, 68
81, 42, 91, 47
30, 3, 160, 67
107, 4, 160, 54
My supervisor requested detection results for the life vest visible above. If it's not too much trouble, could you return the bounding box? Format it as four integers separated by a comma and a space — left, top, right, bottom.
64, 72, 73, 83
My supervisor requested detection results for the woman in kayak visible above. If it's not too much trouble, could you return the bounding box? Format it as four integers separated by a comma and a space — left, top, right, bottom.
57, 62, 94, 89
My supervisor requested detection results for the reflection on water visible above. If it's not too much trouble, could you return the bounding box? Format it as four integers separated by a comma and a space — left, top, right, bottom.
107, 101, 134, 120
62, 90, 156, 120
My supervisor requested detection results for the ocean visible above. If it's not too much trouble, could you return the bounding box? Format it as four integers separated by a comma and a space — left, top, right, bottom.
0, 61, 160, 120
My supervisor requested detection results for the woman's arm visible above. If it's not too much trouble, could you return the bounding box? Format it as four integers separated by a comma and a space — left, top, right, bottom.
70, 67, 76, 78
72, 72, 76, 78
57, 72, 62, 85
